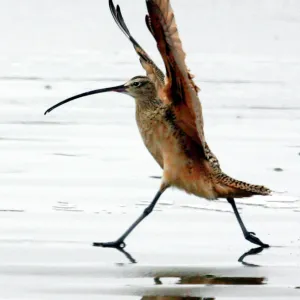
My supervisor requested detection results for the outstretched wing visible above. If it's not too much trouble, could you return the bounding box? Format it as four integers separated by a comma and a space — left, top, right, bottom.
145, 0, 207, 154
109, 0, 165, 99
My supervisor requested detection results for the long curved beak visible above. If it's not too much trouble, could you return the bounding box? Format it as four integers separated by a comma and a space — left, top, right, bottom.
44, 84, 126, 115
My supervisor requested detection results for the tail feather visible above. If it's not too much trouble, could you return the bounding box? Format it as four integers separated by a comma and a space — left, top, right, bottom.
215, 172, 271, 198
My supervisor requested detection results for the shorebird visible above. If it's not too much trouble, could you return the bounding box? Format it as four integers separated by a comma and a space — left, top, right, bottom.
45, 0, 271, 249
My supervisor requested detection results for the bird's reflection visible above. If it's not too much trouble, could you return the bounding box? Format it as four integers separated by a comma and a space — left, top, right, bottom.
115, 245, 268, 266
238, 246, 266, 267
113, 245, 267, 299
142, 297, 215, 300
115, 247, 137, 263
141, 274, 264, 300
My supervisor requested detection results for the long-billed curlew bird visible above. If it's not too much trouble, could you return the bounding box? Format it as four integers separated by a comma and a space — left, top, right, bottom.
45, 0, 271, 249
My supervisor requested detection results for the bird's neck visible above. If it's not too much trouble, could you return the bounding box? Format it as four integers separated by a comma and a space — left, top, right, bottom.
134, 96, 162, 112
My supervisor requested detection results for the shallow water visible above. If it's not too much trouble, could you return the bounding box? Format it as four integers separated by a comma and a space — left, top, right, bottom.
0, 0, 300, 299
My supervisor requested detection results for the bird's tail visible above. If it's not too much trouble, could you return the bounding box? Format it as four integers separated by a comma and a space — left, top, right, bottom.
214, 172, 271, 198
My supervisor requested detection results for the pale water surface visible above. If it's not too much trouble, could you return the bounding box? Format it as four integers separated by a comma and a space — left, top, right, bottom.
0, 0, 299, 299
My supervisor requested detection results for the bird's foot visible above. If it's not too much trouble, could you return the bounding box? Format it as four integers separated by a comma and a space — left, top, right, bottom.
93, 240, 126, 249
245, 232, 269, 248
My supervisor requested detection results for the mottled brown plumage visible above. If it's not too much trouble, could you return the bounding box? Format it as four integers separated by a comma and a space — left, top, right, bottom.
130, 76, 270, 200
44, 0, 271, 249
110, 0, 271, 200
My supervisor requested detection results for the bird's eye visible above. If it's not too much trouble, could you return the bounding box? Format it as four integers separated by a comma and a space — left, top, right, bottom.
132, 82, 141, 87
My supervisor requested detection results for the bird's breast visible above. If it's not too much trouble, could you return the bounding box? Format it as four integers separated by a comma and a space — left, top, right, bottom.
136, 107, 217, 199
136, 111, 168, 169
136, 108, 194, 172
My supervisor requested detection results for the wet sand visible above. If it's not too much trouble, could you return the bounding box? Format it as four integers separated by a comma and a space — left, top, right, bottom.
0, 0, 299, 299
0, 209, 299, 299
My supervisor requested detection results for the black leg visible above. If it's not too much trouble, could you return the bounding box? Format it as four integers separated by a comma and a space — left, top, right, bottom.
227, 197, 269, 248
93, 184, 168, 249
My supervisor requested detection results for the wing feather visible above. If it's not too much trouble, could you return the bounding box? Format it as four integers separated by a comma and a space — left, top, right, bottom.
146, 0, 207, 152
145, 15, 155, 38
109, 0, 165, 100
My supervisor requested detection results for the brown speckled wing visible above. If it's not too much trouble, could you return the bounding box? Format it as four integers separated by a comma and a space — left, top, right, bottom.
145, 0, 207, 152
109, 0, 165, 100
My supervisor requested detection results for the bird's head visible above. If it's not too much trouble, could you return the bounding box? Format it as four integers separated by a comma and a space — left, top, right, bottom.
123, 76, 156, 99
44, 75, 157, 115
